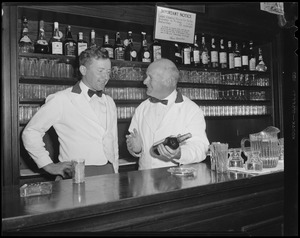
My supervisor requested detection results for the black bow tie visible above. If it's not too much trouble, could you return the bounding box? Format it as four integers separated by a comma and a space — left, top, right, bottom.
149, 97, 168, 105
88, 89, 103, 98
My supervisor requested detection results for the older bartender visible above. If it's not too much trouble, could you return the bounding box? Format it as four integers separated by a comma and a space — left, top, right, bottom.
22, 47, 119, 179
126, 58, 209, 169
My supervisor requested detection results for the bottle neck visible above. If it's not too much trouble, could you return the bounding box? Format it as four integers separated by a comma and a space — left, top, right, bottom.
177, 133, 192, 143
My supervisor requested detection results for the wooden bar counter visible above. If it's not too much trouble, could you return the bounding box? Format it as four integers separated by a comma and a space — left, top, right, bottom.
2, 162, 284, 235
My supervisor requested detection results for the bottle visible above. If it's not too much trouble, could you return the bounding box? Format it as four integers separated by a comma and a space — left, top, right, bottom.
200, 34, 209, 68
219, 38, 227, 69
63, 25, 76, 56
34, 20, 49, 54
181, 42, 191, 65
77, 32, 88, 56
49, 22, 63, 55
256, 48, 267, 72
152, 133, 192, 156
210, 37, 219, 68
151, 39, 162, 62
241, 42, 249, 71
19, 16, 34, 53
248, 40, 256, 71
174, 43, 182, 65
139, 32, 151, 62
227, 40, 234, 70
124, 31, 137, 61
233, 42, 241, 70
192, 34, 200, 67
89, 29, 97, 48
102, 34, 114, 59
114, 32, 125, 60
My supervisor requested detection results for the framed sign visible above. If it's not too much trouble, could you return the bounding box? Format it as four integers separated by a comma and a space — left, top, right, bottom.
154, 5, 196, 44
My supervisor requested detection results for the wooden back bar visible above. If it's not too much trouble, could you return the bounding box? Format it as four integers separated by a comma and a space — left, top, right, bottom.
2, 162, 284, 235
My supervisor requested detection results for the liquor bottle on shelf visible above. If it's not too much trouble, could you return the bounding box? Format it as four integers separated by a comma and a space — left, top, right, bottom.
174, 43, 182, 65
152, 133, 192, 156
124, 31, 137, 61
248, 40, 256, 71
241, 41, 249, 71
77, 32, 88, 56
49, 22, 63, 55
114, 32, 125, 60
192, 34, 200, 67
34, 20, 49, 54
227, 40, 234, 70
19, 16, 34, 53
219, 38, 227, 69
200, 33, 209, 68
151, 39, 162, 62
102, 34, 114, 59
182, 42, 191, 65
89, 29, 97, 48
139, 32, 151, 62
256, 47, 267, 72
210, 36, 219, 68
233, 42, 242, 70
63, 25, 76, 56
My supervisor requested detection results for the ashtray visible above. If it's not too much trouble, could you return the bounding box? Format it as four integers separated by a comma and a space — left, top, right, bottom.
167, 167, 196, 176
20, 182, 53, 197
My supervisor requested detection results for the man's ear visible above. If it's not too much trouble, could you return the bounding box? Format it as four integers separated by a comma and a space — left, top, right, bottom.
79, 65, 86, 76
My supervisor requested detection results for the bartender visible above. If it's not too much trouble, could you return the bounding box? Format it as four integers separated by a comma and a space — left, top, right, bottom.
126, 58, 209, 169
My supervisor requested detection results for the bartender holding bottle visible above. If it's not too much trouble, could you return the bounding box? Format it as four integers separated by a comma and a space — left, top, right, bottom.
126, 58, 209, 169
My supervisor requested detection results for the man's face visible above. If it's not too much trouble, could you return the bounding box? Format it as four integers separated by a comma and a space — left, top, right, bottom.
143, 63, 169, 99
81, 58, 111, 91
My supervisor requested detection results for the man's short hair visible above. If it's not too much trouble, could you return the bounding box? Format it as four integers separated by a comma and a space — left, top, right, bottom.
79, 47, 109, 67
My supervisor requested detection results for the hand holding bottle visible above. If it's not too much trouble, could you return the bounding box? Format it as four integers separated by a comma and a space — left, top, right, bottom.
151, 143, 181, 163
126, 128, 142, 154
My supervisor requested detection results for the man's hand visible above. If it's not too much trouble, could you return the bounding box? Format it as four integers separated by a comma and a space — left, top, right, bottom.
150, 144, 181, 164
42, 162, 73, 179
126, 128, 142, 153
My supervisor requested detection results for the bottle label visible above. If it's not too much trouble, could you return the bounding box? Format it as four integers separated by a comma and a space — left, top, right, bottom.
234, 57, 242, 67
193, 50, 200, 63
219, 52, 227, 63
52, 42, 63, 54
211, 51, 218, 63
20, 35, 32, 43
78, 42, 88, 56
37, 39, 48, 45
115, 47, 125, 60
242, 56, 249, 66
249, 58, 256, 71
201, 52, 209, 64
229, 53, 234, 69
65, 43, 76, 56
130, 50, 137, 59
153, 45, 162, 61
183, 49, 191, 64
105, 48, 114, 58
123, 39, 129, 47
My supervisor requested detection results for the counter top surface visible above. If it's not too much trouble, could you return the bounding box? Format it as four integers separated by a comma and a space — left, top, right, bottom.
2, 162, 284, 232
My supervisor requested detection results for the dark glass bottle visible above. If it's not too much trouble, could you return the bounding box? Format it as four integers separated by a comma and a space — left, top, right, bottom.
234, 42, 242, 70
192, 34, 200, 67
227, 40, 234, 70
114, 32, 125, 60
102, 34, 114, 59
200, 34, 209, 68
77, 32, 88, 56
210, 37, 219, 68
219, 38, 227, 69
139, 32, 151, 62
34, 20, 49, 54
174, 43, 182, 65
63, 25, 76, 56
248, 40, 256, 71
89, 29, 97, 48
19, 16, 34, 53
49, 21, 63, 55
256, 48, 267, 72
152, 133, 192, 156
241, 42, 249, 71
124, 31, 137, 61
151, 39, 162, 62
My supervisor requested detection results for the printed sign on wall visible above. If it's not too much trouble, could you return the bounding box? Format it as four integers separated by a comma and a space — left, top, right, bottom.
154, 6, 196, 44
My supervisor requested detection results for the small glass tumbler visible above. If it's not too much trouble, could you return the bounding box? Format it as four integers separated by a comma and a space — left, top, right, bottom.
72, 158, 85, 183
